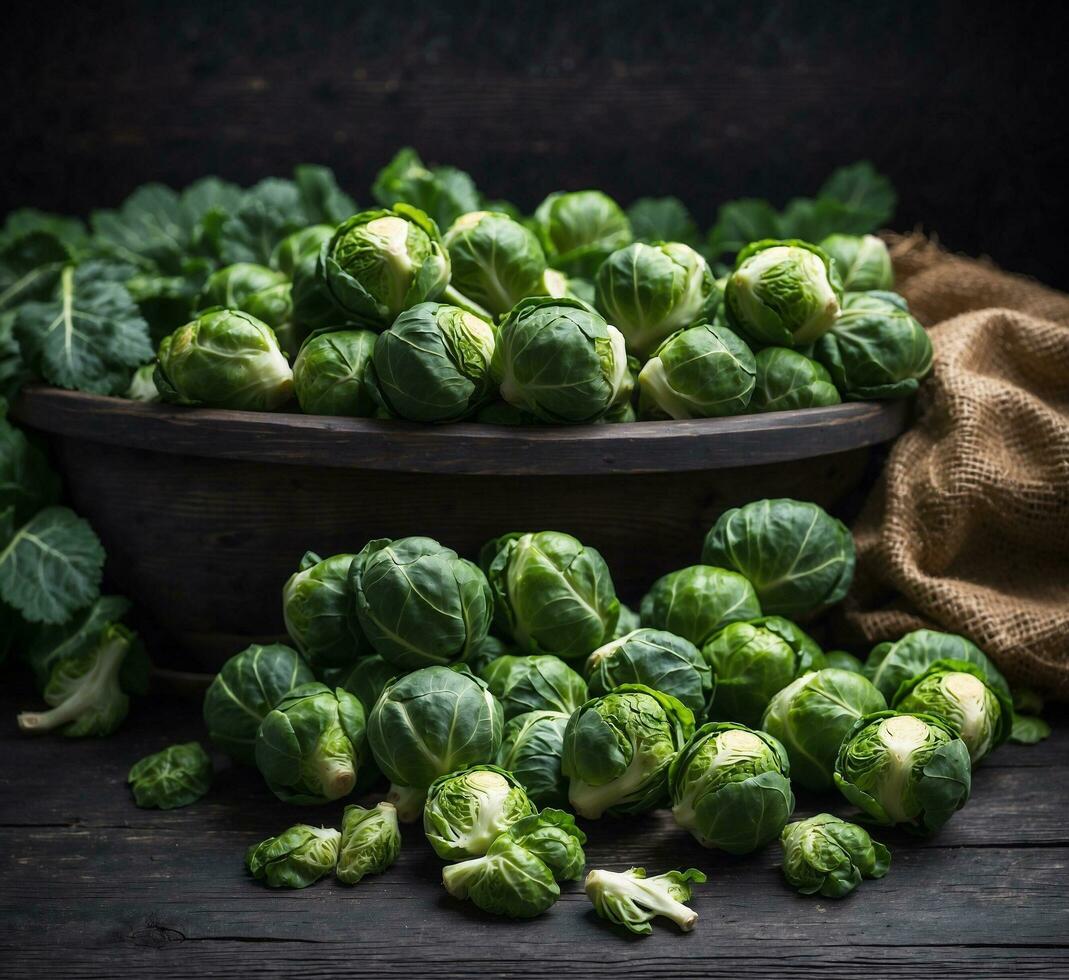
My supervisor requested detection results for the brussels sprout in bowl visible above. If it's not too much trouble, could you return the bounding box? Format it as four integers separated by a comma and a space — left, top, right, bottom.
750, 347, 841, 413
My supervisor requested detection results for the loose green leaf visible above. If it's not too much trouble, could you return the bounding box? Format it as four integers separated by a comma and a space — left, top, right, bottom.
0, 408, 60, 524
1010, 713, 1051, 744
627, 197, 698, 245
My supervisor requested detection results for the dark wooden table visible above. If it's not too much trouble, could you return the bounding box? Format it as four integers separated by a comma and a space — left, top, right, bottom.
2, 682, 1066, 978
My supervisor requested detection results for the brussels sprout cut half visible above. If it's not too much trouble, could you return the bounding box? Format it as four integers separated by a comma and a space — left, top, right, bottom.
585, 867, 706, 936
781, 813, 890, 898
246, 824, 340, 889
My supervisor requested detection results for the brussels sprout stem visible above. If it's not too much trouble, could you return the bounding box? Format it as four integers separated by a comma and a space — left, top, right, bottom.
315, 758, 356, 801
587, 870, 699, 932
387, 783, 428, 823
569, 750, 652, 819
441, 857, 481, 899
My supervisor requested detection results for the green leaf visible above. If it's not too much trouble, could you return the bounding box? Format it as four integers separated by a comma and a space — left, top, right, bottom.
216, 178, 309, 266
706, 199, 782, 259
1010, 713, 1051, 745
627, 197, 698, 245
295, 165, 356, 225
819, 162, 896, 227
21, 593, 132, 687
779, 197, 872, 242
372, 147, 480, 231
0, 409, 60, 524
0, 311, 33, 402
0, 505, 105, 624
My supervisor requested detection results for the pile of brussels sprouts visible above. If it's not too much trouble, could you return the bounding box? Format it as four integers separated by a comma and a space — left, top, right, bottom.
142, 152, 932, 424
124, 496, 1018, 933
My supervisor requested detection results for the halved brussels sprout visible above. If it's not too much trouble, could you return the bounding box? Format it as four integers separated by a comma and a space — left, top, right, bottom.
724, 239, 842, 347
761, 668, 887, 790
246, 824, 340, 889
639, 565, 762, 648
638, 322, 755, 420
781, 814, 890, 898
337, 802, 401, 885
532, 190, 633, 278
199, 263, 285, 310
321, 205, 450, 326
128, 742, 213, 810
586, 628, 712, 719
442, 835, 559, 919
443, 211, 547, 317
594, 242, 717, 357
155, 309, 294, 410
293, 329, 378, 416
562, 684, 694, 819
585, 867, 705, 935
202, 643, 314, 764
892, 659, 1012, 763
487, 530, 619, 661
255, 682, 367, 805
479, 653, 588, 719
423, 764, 535, 860
669, 722, 794, 853
701, 499, 855, 619
834, 710, 972, 834
750, 347, 841, 412
820, 234, 893, 292
367, 666, 503, 821
493, 297, 630, 424
814, 290, 932, 400
496, 709, 571, 809
272, 225, 334, 276
351, 536, 493, 669
502, 808, 587, 881
367, 302, 496, 422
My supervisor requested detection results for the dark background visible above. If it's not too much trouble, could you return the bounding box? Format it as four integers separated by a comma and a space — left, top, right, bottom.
3, 0, 1068, 286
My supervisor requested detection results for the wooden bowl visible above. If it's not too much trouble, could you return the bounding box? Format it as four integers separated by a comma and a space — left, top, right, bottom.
13, 386, 909, 669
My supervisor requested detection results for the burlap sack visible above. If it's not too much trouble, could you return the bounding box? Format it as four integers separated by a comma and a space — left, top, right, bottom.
842, 234, 1069, 698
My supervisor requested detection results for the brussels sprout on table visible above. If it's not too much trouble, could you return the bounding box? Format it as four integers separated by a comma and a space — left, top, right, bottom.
352, 536, 493, 669
496, 709, 571, 810
669, 722, 794, 854
834, 710, 972, 834
586, 628, 712, 719
202, 642, 314, 765
701, 498, 855, 620
819, 233, 894, 292
367, 302, 496, 422
367, 665, 503, 821
594, 241, 718, 358
246, 824, 341, 889
892, 659, 1012, 763
154, 309, 294, 410
478, 653, 588, 720
638, 322, 756, 420
337, 802, 401, 885
423, 765, 536, 860
502, 808, 587, 881
780, 814, 890, 899
639, 565, 762, 648
492, 297, 631, 424
198, 263, 286, 310
761, 668, 887, 790
532, 190, 633, 279
128, 741, 213, 809
255, 682, 367, 805
292, 329, 378, 416
442, 835, 560, 919
272, 224, 334, 276
585, 867, 706, 936
750, 347, 841, 412
562, 684, 694, 819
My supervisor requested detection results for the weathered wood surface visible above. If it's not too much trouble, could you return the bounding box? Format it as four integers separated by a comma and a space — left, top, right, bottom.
13, 387, 910, 476
1, 683, 1066, 979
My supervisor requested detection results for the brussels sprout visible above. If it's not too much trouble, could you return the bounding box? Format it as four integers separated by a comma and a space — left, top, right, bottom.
246, 824, 340, 889
423, 765, 536, 860
321, 206, 450, 326
704, 617, 826, 727
594, 242, 718, 358
372, 147, 480, 231
282, 552, 371, 671
502, 808, 587, 881
586, 629, 712, 719
202, 643, 314, 764
532, 190, 633, 278
585, 867, 705, 936
825, 649, 865, 673
324, 654, 398, 713
562, 684, 694, 819
701, 499, 855, 619
487, 530, 619, 661
820, 234, 893, 292
126, 363, 159, 401
466, 633, 514, 676
496, 709, 570, 809
613, 603, 641, 639
272, 225, 334, 276
352, 536, 493, 669
638, 322, 756, 420
367, 666, 503, 820
626, 196, 698, 246
255, 682, 367, 804
367, 302, 496, 422
242, 282, 293, 331
337, 802, 401, 885
780, 814, 890, 898
864, 628, 1010, 703
892, 659, 1012, 763
199, 263, 286, 310
292, 329, 377, 416
724, 239, 842, 347
442, 835, 559, 919
761, 668, 887, 789
639, 565, 762, 648
127, 742, 213, 809
750, 347, 841, 412
669, 722, 794, 853
834, 710, 972, 833
493, 297, 630, 424
154, 309, 294, 410
291, 250, 342, 331
479, 654, 588, 719
443, 211, 547, 317
813, 291, 933, 400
